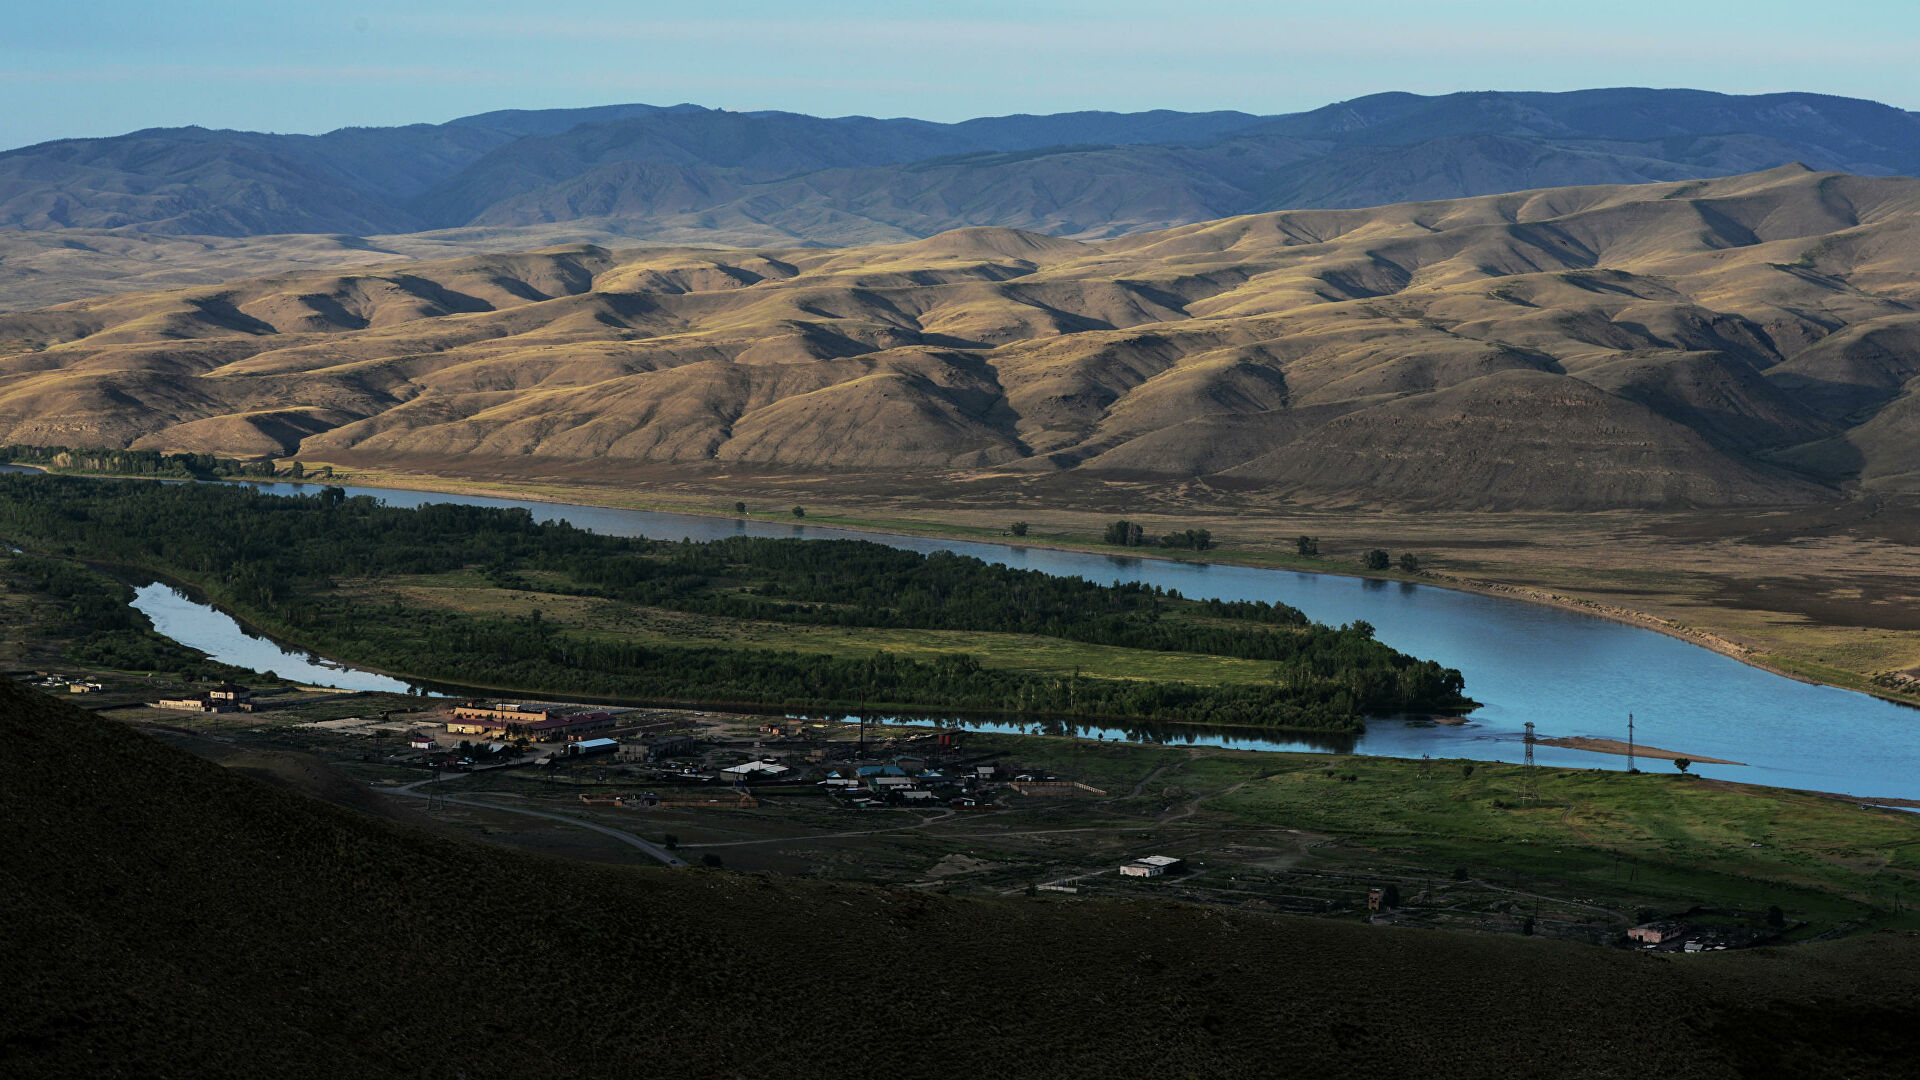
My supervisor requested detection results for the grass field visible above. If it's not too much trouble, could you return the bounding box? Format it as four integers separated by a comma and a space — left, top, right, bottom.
919, 731, 1920, 929
366, 575, 1291, 687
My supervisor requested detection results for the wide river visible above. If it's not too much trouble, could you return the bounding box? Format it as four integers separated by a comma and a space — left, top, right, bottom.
42, 472, 1909, 799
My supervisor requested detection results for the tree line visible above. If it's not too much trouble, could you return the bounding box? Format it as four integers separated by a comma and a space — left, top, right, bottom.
1103, 520, 1212, 550
0, 475, 1472, 729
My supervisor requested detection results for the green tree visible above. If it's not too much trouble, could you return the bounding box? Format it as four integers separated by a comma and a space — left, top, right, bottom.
700, 853, 723, 868
791, 506, 805, 518
1674, 758, 1691, 774
1460, 763, 1476, 780
662, 834, 679, 850
288, 460, 304, 479
1363, 549, 1390, 571
1296, 535, 1319, 557
733, 502, 747, 516
1380, 883, 1400, 909
1010, 521, 1029, 537
1398, 553, 1421, 573
1767, 905, 1786, 928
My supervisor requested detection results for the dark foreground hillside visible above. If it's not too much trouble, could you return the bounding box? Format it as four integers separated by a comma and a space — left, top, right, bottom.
4, 679, 1919, 1079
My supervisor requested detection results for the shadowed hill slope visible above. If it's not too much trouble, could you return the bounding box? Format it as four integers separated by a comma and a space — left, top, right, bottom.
6, 678, 1920, 1078
5, 167, 1919, 508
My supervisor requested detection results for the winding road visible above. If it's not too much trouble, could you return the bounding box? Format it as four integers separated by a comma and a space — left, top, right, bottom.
379, 777, 687, 867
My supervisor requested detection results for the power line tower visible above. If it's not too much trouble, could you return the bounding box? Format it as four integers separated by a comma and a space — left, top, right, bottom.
1626, 712, 1636, 773
427, 764, 446, 812
1521, 722, 1537, 801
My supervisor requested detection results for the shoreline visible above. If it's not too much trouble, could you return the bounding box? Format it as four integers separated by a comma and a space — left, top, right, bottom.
277, 464, 1920, 709
1533, 736, 1746, 767
12, 457, 1919, 710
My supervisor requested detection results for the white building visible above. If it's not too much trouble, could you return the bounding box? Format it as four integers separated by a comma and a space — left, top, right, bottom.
1120, 855, 1184, 878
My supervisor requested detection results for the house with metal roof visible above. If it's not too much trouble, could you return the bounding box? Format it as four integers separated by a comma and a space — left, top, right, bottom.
1120, 855, 1184, 878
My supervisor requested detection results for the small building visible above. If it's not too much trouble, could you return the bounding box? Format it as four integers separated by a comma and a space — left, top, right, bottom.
720, 759, 791, 779
408, 734, 436, 751
207, 683, 252, 703
1120, 855, 1183, 878
449, 701, 632, 741
869, 775, 917, 791
567, 738, 619, 757
151, 694, 236, 713
1628, 920, 1692, 945
620, 734, 697, 761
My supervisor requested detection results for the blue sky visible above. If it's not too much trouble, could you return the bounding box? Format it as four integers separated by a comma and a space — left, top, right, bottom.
3, 0, 1916, 148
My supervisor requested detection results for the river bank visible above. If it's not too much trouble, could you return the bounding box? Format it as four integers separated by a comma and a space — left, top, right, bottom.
217, 458, 1920, 709
10, 454, 1919, 707
1533, 736, 1746, 766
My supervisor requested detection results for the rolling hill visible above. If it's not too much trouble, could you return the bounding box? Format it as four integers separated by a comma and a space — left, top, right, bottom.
7, 678, 1920, 1078
2, 166, 1917, 509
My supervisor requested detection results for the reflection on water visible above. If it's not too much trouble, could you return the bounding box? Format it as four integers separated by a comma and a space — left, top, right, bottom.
64, 474, 1920, 799
131, 582, 421, 694
873, 713, 1360, 755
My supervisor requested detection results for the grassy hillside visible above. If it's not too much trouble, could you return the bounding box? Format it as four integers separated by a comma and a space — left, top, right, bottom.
5, 166, 1920, 508
7, 677, 1920, 1078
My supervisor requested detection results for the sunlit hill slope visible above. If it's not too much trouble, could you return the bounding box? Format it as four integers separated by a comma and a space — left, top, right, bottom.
2, 166, 1917, 508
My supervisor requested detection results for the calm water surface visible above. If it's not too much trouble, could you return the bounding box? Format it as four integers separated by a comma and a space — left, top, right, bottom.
132, 582, 416, 694
101, 477, 1919, 798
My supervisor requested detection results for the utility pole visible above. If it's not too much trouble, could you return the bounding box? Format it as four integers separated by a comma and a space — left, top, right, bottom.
1627, 712, 1636, 773
1522, 721, 1536, 801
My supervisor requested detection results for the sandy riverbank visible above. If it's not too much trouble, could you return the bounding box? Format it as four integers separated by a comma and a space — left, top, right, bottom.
1535, 736, 1745, 766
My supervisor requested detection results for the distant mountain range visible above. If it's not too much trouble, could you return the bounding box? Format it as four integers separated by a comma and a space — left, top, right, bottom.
4, 90, 1919, 245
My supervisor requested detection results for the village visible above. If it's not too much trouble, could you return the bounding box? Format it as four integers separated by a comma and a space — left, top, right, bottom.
13, 664, 1825, 951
